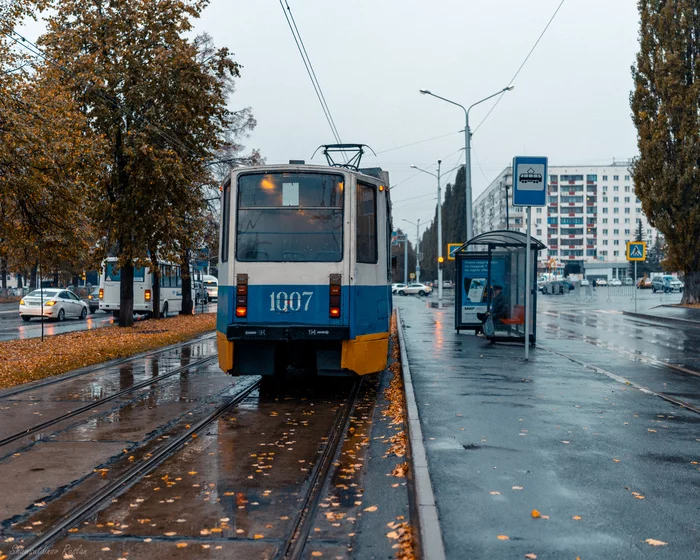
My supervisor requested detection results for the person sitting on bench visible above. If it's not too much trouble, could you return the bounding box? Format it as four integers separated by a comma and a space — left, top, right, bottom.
477, 285, 508, 325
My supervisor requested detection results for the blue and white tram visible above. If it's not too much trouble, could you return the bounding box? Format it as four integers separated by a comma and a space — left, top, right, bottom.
216, 162, 392, 377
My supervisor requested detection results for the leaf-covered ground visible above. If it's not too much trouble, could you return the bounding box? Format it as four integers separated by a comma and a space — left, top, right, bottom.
0, 314, 216, 390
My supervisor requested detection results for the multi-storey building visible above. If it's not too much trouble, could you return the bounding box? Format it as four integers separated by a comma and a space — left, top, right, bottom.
472, 161, 657, 279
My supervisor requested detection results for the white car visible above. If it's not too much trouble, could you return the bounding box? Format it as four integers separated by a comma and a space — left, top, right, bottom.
624, 277, 634, 286
395, 283, 432, 296
580, 279, 590, 287
202, 274, 218, 301
610, 278, 622, 286
596, 279, 608, 286
391, 283, 407, 294
19, 289, 89, 322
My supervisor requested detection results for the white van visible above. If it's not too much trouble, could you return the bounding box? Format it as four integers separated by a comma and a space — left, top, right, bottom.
202, 274, 218, 302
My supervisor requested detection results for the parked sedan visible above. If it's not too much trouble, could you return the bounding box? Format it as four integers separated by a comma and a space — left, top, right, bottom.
88, 287, 100, 313
580, 279, 591, 287
395, 283, 432, 296
610, 278, 622, 287
596, 279, 608, 286
19, 289, 89, 322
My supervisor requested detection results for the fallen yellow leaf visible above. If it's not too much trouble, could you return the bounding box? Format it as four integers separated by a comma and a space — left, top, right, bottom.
254, 534, 264, 539
645, 539, 667, 546
531, 509, 541, 518
311, 553, 322, 557
386, 531, 399, 539
572, 515, 582, 520
176, 543, 187, 548
497, 535, 510, 540
364, 505, 378, 512
525, 554, 537, 559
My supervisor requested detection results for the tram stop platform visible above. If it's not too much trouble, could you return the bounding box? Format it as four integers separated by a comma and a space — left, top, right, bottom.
394, 295, 699, 560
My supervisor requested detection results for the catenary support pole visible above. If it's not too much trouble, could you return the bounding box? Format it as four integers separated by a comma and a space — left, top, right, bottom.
437, 160, 443, 307
525, 206, 532, 360
416, 219, 420, 283
404, 237, 408, 286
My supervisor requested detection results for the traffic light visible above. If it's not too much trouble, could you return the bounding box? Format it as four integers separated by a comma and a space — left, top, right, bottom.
437, 256, 444, 270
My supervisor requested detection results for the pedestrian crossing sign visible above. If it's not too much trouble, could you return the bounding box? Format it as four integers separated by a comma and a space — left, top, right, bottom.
447, 243, 463, 261
626, 241, 646, 261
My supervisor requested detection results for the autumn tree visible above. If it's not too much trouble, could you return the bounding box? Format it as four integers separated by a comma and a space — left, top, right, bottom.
36, 0, 255, 325
1, 7, 105, 291
631, 1, 700, 304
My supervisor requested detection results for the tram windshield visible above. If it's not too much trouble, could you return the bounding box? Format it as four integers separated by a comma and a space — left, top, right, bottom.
236, 172, 344, 262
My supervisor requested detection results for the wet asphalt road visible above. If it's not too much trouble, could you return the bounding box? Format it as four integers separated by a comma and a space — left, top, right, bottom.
396, 292, 700, 559
0, 301, 217, 342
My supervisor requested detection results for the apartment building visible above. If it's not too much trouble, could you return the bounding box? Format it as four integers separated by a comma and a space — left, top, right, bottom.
472, 162, 657, 278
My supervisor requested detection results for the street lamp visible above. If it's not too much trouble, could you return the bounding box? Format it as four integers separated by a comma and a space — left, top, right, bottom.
419, 85, 514, 241
410, 161, 444, 306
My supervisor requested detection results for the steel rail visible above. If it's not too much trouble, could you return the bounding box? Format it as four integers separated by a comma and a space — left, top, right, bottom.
11, 377, 261, 560
281, 379, 362, 560
0, 355, 217, 449
0, 332, 216, 399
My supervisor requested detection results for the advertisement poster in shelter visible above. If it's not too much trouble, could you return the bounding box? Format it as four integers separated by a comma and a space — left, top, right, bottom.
460, 256, 507, 325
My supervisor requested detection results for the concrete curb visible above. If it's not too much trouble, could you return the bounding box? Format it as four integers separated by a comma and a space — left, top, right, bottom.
622, 310, 700, 329
395, 308, 446, 560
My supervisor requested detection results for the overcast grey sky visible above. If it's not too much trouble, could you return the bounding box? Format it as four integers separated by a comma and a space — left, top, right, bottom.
195, 0, 640, 231
21, 0, 642, 232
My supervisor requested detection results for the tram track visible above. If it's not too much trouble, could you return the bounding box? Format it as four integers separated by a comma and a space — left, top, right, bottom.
0, 332, 216, 399
281, 379, 362, 560
0, 355, 217, 451
10, 377, 262, 560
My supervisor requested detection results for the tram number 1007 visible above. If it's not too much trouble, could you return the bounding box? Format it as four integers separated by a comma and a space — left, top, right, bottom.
269, 291, 314, 312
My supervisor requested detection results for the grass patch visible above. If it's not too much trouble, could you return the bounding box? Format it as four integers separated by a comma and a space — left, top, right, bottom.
0, 313, 216, 390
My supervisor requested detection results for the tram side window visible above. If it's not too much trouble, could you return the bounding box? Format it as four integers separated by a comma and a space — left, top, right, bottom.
357, 184, 377, 264
221, 180, 231, 263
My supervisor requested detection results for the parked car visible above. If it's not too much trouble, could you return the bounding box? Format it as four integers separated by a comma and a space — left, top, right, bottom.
442, 280, 452, 289
624, 277, 634, 286
637, 277, 652, 289
610, 278, 622, 287
395, 283, 432, 296
652, 275, 683, 293
87, 287, 100, 313
391, 283, 407, 294
596, 279, 608, 286
580, 279, 590, 287
192, 281, 209, 305
19, 289, 89, 322
562, 280, 575, 291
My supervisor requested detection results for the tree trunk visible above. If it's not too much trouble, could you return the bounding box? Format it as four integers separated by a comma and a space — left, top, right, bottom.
119, 262, 134, 327
181, 250, 193, 315
1, 258, 7, 296
681, 271, 700, 305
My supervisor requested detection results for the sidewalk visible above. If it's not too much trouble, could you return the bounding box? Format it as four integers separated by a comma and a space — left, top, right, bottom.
395, 296, 699, 560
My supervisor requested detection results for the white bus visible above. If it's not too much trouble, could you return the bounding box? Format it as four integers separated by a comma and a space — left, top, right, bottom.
202, 274, 218, 301
99, 257, 183, 317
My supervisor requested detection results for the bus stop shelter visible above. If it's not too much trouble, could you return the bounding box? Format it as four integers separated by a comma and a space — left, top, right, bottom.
453, 230, 545, 344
